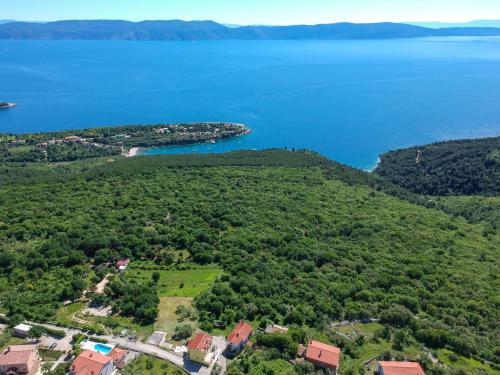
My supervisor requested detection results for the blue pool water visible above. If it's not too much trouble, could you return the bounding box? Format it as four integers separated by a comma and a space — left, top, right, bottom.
1, 37, 500, 169
94, 343, 113, 355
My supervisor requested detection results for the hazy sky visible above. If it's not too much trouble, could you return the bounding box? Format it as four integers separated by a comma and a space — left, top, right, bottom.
2, 0, 500, 25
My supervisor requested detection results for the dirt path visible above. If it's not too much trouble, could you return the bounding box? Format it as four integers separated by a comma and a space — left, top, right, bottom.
94, 274, 110, 294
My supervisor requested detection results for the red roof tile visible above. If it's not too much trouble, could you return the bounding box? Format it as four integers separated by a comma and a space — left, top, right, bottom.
379, 361, 426, 375
305, 341, 341, 369
227, 322, 253, 346
0, 345, 38, 370
108, 347, 126, 363
116, 259, 130, 268
187, 332, 213, 352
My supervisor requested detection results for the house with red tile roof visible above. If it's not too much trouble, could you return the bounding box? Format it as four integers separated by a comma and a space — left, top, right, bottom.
378, 361, 426, 375
108, 347, 127, 367
116, 259, 130, 271
227, 322, 253, 352
187, 332, 214, 366
69, 350, 113, 375
0, 345, 41, 375
304, 341, 341, 374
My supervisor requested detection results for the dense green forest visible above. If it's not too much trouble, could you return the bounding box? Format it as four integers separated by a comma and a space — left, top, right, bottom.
0, 122, 249, 162
375, 137, 500, 196
0, 150, 498, 374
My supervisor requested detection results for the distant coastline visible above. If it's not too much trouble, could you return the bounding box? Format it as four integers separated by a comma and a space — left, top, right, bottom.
0, 122, 250, 163
1, 20, 500, 41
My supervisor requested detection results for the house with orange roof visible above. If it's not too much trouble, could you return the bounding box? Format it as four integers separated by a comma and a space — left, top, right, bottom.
227, 322, 253, 352
187, 332, 214, 366
0, 345, 41, 375
69, 350, 113, 375
378, 361, 426, 375
108, 347, 127, 368
304, 340, 341, 374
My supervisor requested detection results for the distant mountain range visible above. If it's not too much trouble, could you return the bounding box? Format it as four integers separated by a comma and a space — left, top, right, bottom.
1, 20, 500, 40
410, 20, 500, 29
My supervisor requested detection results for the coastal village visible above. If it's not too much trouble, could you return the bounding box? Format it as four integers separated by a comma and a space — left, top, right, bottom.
0, 123, 250, 163
0, 258, 428, 375
1, 320, 426, 375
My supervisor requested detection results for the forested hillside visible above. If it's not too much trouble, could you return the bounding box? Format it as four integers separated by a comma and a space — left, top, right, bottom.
375, 137, 500, 196
0, 150, 498, 374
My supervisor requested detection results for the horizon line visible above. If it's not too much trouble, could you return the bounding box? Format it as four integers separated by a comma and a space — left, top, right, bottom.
2, 18, 500, 27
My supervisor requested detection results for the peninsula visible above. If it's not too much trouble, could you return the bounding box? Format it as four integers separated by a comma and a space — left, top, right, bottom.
0, 122, 249, 162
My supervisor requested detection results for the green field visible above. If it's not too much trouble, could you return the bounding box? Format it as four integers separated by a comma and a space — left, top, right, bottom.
125, 267, 221, 340
84, 314, 154, 340
122, 354, 187, 375
39, 348, 64, 361
436, 349, 500, 375
126, 267, 222, 298
155, 296, 194, 341
55, 302, 86, 325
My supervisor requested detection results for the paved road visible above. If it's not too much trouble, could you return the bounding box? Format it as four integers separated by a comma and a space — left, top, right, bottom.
28, 321, 227, 375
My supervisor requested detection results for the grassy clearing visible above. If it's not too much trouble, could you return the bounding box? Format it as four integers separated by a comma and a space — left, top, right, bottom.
39, 348, 63, 361
336, 323, 423, 371
126, 266, 222, 298
155, 297, 195, 340
125, 267, 221, 342
55, 302, 86, 325
87, 314, 153, 340
122, 354, 187, 375
436, 349, 500, 375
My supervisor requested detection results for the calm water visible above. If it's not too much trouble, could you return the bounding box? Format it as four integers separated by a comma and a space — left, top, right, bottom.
1, 38, 500, 169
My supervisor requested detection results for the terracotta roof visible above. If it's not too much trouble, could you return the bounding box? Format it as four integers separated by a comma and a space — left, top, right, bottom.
116, 259, 130, 267
305, 341, 341, 369
0, 345, 37, 365
379, 361, 426, 375
227, 322, 253, 346
71, 350, 111, 375
108, 347, 126, 363
187, 332, 213, 352
0, 345, 39, 375
5, 345, 37, 352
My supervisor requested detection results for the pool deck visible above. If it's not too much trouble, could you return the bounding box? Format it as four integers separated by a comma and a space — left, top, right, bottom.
81, 340, 115, 355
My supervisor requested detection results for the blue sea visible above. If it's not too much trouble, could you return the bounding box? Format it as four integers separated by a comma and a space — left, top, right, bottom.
1, 37, 500, 169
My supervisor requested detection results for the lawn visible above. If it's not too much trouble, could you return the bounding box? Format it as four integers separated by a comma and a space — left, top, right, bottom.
155, 296, 195, 341
122, 354, 187, 375
55, 302, 86, 326
125, 266, 221, 342
86, 314, 154, 340
39, 348, 64, 362
126, 266, 222, 298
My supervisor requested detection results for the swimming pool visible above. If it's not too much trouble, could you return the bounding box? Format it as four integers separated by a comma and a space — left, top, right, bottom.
94, 343, 113, 355
81, 340, 115, 355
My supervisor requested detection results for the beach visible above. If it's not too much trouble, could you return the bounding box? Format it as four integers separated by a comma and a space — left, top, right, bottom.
127, 147, 142, 157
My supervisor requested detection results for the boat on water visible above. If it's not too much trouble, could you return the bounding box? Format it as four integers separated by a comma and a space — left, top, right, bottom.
0, 102, 16, 109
